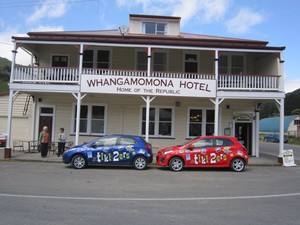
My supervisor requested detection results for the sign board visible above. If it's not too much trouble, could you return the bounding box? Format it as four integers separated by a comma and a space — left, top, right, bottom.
282, 149, 297, 167
81, 74, 216, 98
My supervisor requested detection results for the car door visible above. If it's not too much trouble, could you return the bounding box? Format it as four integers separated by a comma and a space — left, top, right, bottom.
88, 136, 118, 165
189, 138, 216, 167
214, 138, 233, 166
111, 136, 134, 165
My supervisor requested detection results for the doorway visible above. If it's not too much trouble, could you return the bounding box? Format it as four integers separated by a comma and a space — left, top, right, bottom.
235, 123, 252, 155
38, 106, 54, 142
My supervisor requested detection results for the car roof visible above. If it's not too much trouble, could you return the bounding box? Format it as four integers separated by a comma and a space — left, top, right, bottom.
105, 134, 142, 138
196, 136, 237, 139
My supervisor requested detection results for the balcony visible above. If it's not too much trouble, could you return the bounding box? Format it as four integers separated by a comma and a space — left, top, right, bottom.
12, 66, 280, 92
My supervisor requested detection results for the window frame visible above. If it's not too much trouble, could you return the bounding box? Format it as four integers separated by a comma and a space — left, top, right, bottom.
140, 105, 175, 138
72, 103, 107, 135
82, 48, 111, 69
218, 53, 246, 75
142, 22, 167, 35
187, 107, 215, 138
135, 50, 168, 71
51, 54, 69, 67
184, 51, 200, 73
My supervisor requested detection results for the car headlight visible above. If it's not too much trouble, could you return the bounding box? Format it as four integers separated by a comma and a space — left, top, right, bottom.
162, 150, 173, 155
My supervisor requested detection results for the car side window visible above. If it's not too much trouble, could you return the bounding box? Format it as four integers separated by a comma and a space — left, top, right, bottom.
193, 138, 213, 148
119, 137, 136, 145
216, 138, 233, 147
95, 136, 118, 147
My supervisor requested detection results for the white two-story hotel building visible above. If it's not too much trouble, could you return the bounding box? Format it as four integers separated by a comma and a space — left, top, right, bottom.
5, 14, 286, 158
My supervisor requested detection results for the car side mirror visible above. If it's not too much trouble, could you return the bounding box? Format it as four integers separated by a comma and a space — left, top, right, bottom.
90, 144, 97, 149
188, 144, 195, 150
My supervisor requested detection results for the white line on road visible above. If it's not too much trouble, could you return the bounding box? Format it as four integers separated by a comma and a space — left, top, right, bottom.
1, 192, 300, 201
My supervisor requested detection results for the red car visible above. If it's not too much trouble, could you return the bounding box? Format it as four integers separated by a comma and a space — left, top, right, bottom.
156, 136, 248, 172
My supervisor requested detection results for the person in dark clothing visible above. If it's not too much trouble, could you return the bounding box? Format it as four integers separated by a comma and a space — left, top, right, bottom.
57, 127, 67, 157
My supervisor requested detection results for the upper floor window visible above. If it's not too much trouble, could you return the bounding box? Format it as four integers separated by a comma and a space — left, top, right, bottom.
52, 55, 68, 67
143, 22, 167, 35
83, 50, 110, 69
136, 51, 167, 71
185, 53, 199, 73
219, 54, 244, 74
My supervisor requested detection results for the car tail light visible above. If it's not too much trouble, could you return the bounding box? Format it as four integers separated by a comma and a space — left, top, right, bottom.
144, 144, 152, 152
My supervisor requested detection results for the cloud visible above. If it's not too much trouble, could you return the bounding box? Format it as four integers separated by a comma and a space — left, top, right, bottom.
285, 79, 300, 93
173, 0, 231, 26
116, 0, 231, 27
31, 25, 64, 32
0, 28, 31, 65
225, 8, 264, 34
26, 0, 67, 24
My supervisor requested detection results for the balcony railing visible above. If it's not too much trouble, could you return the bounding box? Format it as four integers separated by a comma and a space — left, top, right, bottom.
218, 74, 279, 91
13, 66, 280, 91
13, 66, 79, 84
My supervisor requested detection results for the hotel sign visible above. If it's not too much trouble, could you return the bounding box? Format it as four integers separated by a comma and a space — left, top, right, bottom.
81, 74, 216, 98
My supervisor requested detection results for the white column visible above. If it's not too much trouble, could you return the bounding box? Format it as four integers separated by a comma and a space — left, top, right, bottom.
6, 90, 14, 148
145, 46, 152, 142
255, 109, 260, 157
75, 93, 81, 145
5, 43, 18, 148
279, 98, 284, 161
214, 97, 219, 135
210, 97, 223, 136
145, 96, 150, 142
141, 96, 155, 142
74, 44, 84, 145
78, 44, 83, 85
214, 50, 219, 135
279, 53, 285, 92
215, 50, 219, 81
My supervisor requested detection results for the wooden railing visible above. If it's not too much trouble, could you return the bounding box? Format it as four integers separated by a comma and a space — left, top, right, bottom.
13, 66, 79, 84
13, 66, 280, 91
218, 74, 280, 91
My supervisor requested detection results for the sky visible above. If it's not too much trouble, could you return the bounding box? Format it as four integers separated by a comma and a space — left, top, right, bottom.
0, 0, 299, 93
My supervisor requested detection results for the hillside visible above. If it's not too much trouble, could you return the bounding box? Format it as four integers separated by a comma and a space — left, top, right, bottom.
0, 56, 11, 92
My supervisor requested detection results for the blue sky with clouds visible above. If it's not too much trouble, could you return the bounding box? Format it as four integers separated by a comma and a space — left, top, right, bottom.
0, 0, 299, 93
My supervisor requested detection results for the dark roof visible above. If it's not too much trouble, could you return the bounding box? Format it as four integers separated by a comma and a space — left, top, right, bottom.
12, 29, 285, 51
129, 14, 181, 21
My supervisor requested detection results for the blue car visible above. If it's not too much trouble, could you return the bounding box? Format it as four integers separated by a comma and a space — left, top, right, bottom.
264, 134, 288, 143
63, 134, 153, 170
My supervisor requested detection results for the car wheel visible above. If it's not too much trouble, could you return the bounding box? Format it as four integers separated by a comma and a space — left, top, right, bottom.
71, 155, 87, 169
133, 156, 147, 170
169, 157, 184, 172
230, 158, 245, 172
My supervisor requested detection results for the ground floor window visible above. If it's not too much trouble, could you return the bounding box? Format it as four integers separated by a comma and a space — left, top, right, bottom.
188, 108, 214, 137
141, 106, 174, 137
73, 104, 106, 135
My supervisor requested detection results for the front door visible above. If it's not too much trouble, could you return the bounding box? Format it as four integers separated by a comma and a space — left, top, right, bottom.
235, 123, 252, 155
38, 106, 54, 142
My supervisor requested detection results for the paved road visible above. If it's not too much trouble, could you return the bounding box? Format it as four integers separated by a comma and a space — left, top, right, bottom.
260, 141, 300, 161
1, 161, 300, 225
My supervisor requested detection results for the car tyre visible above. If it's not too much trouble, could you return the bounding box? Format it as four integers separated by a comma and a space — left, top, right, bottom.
133, 156, 147, 170
169, 157, 184, 172
230, 157, 245, 172
71, 155, 87, 169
